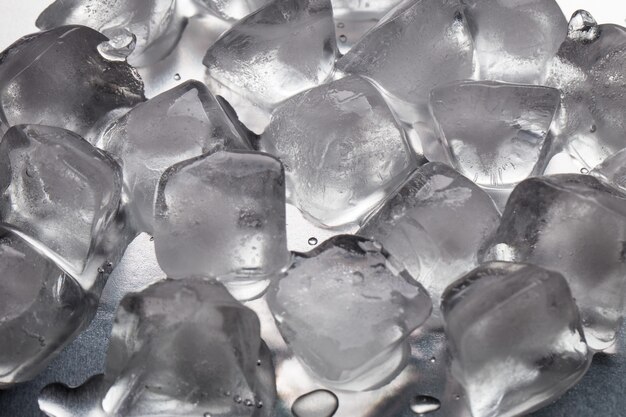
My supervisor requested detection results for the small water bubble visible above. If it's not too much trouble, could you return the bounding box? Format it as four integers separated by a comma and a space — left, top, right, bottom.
149, 236, 154, 241
337, 22, 345, 28
97, 267, 105, 274
410, 395, 441, 415
174, 73, 181, 81
257, 359, 262, 366
234, 395, 242, 404
429, 357, 436, 363
203, 413, 212, 417
244, 399, 254, 407
256, 400, 264, 409
339, 35, 347, 43
292, 389, 339, 417
590, 124, 597, 133
455, 394, 461, 401
580, 167, 589, 174
308, 237, 318, 246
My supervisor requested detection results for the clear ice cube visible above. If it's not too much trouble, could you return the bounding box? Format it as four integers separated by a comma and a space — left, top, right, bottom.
261, 75, 419, 229
336, 0, 473, 124
0, 227, 94, 387
0, 26, 144, 140
591, 148, 626, 193
430, 81, 560, 192
463, 0, 567, 83
36, 0, 178, 66
0, 125, 123, 281
359, 162, 500, 301
40, 279, 276, 417
442, 261, 590, 417
195, 0, 274, 20
154, 150, 290, 299
545, 11, 626, 171
481, 174, 626, 351
266, 235, 432, 391
203, 0, 338, 134
101, 80, 251, 234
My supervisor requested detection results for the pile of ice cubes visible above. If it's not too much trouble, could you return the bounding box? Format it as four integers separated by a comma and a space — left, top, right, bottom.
0, 0, 624, 416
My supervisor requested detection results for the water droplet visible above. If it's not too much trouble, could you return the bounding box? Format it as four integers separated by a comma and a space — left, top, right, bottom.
455, 394, 461, 401
97, 267, 105, 274
174, 73, 181, 81
149, 236, 155, 241
590, 124, 597, 133
339, 35, 347, 43
410, 395, 441, 415
292, 389, 339, 417
580, 167, 589, 174
203, 413, 212, 417
308, 237, 318, 246
257, 359, 262, 366
244, 399, 254, 407
234, 395, 242, 404
256, 400, 264, 408
337, 22, 345, 28
429, 357, 436, 363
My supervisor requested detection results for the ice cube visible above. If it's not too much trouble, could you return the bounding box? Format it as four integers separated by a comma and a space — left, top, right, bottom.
266, 235, 432, 391
545, 10, 626, 170
591, 148, 626, 193
101, 80, 251, 234
261, 75, 420, 229
336, 0, 473, 124
203, 0, 338, 134
442, 262, 590, 417
154, 150, 290, 300
40, 279, 276, 417
0, 26, 144, 140
430, 81, 560, 197
0, 227, 94, 387
463, 0, 567, 83
0, 125, 123, 282
195, 0, 274, 20
481, 174, 626, 351
359, 162, 500, 301
36, 0, 178, 66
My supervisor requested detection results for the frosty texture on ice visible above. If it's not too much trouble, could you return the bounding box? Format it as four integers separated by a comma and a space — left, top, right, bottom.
262, 76, 418, 229
196, 0, 274, 20
463, 0, 567, 83
546, 10, 626, 170
267, 236, 432, 391
591, 148, 626, 193
36, 0, 177, 66
0, 228, 94, 387
204, 0, 338, 133
336, 0, 473, 123
0, 26, 144, 139
39, 279, 276, 416
154, 150, 289, 297
359, 162, 500, 301
101, 80, 251, 234
481, 174, 626, 351
0, 125, 122, 279
442, 262, 590, 417
430, 81, 560, 189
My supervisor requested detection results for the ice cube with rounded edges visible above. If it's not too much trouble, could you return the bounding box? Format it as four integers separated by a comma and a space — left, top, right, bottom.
442, 261, 590, 417
545, 11, 626, 171
0, 227, 94, 388
203, 0, 338, 134
336, 0, 473, 124
101, 80, 251, 234
359, 162, 500, 301
430, 80, 560, 190
591, 148, 626, 193
261, 75, 420, 229
154, 150, 290, 299
463, 0, 567, 83
36, 0, 178, 66
0, 26, 144, 140
266, 235, 432, 391
0, 125, 123, 280
481, 174, 626, 351
40, 278, 276, 417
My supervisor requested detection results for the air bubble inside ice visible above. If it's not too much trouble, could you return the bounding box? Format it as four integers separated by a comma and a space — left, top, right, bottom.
409, 395, 441, 415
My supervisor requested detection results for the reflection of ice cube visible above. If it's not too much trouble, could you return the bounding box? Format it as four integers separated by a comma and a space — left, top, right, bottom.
267, 236, 432, 391
262, 75, 420, 229
442, 262, 590, 417
481, 174, 626, 351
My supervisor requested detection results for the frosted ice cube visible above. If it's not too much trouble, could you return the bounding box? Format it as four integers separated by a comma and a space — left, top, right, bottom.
36, 0, 178, 66
359, 162, 500, 301
101, 80, 251, 234
204, 0, 338, 133
0, 26, 144, 140
430, 81, 560, 192
40, 279, 276, 417
591, 148, 626, 193
481, 174, 626, 351
463, 0, 567, 83
0, 125, 123, 281
154, 150, 290, 300
261, 75, 420, 229
267, 236, 432, 391
442, 262, 590, 417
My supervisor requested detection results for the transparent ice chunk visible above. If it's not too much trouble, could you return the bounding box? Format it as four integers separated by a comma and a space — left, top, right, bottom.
267, 236, 432, 391
481, 174, 626, 351
261, 75, 420, 229
359, 162, 500, 301
101, 80, 251, 234
203, 0, 338, 134
0, 26, 144, 140
591, 148, 626, 193
442, 261, 590, 417
154, 150, 290, 300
